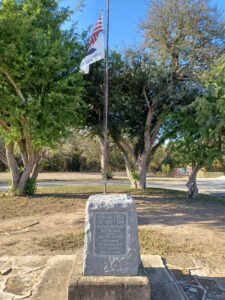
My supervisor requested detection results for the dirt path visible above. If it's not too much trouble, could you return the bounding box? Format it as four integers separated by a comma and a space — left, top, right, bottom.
0, 194, 224, 260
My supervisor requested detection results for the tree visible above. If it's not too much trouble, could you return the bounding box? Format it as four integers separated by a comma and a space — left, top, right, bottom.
84, 49, 196, 188
170, 55, 225, 198
0, 0, 85, 195
142, 0, 225, 77
84, 0, 225, 189
118, 0, 225, 188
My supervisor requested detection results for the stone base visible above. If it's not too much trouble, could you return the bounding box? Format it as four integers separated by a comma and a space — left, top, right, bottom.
68, 251, 151, 300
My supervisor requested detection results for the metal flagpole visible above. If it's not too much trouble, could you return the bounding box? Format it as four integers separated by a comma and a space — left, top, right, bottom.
103, 0, 109, 194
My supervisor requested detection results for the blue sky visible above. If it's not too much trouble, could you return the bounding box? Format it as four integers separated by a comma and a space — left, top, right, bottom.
60, 0, 225, 50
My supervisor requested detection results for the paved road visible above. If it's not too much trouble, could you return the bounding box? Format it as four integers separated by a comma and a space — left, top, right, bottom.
0, 178, 224, 198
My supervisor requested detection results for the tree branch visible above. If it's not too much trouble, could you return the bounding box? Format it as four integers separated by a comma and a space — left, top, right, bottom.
112, 137, 136, 184
0, 151, 8, 167
113, 138, 131, 170
0, 67, 26, 103
25, 135, 34, 165
0, 120, 10, 133
143, 86, 150, 109
19, 117, 34, 166
18, 140, 28, 166
149, 117, 163, 153
118, 136, 136, 165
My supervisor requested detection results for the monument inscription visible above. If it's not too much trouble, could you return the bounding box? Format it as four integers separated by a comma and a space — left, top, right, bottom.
83, 194, 141, 276
94, 212, 127, 256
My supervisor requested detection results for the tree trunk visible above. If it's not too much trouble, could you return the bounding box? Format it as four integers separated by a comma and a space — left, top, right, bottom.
186, 165, 202, 199
126, 165, 138, 189
17, 163, 34, 191
31, 150, 45, 182
136, 155, 148, 189
0, 142, 8, 167
5, 141, 40, 195
0, 151, 8, 168
6, 143, 20, 187
137, 167, 147, 189
113, 136, 150, 189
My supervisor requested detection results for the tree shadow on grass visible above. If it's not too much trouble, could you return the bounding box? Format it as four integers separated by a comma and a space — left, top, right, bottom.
135, 195, 225, 231
35, 193, 89, 200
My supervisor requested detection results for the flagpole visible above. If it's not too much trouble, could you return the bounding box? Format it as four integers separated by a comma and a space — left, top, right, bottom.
103, 0, 109, 194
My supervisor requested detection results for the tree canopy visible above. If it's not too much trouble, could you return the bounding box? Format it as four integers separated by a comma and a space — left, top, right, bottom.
84, 0, 225, 189
142, 0, 225, 77
0, 0, 86, 194
169, 54, 225, 198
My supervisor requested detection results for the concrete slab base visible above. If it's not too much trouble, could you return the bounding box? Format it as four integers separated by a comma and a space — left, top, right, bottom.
68, 251, 151, 300
3, 253, 223, 299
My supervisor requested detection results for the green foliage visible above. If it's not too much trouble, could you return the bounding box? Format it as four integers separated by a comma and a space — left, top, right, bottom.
83, 51, 124, 137
131, 167, 140, 181
84, 49, 191, 156
169, 54, 225, 170
10, 177, 36, 196
11, 186, 23, 196
109, 146, 125, 171
0, 0, 87, 194
40, 135, 125, 172
24, 178, 37, 196
106, 170, 113, 180
149, 146, 170, 173
161, 164, 170, 176
0, 0, 86, 149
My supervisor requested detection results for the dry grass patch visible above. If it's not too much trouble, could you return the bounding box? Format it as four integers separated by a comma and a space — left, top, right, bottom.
37, 228, 198, 258
38, 232, 85, 251
0, 185, 223, 220
138, 228, 199, 257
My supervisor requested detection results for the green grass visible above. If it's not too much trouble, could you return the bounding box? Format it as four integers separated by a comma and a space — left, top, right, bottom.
37, 185, 225, 204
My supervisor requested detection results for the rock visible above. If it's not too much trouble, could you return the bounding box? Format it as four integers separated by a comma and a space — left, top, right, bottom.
31, 255, 74, 300
189, 287, 198, 293
197, 279, 220, 293
0, 258, 8, 269
0, 292, 14, 300
0, 260, 12, 275
205, 292, 225, 300
168, 268, 198, 285
182, 284, 204, 299
166, 257, 195, 268
216, 278, 225, 292
12, 256, 48, 269
190, 268, 209, 277
5, 269, 42, 296
83, 194, 141, 276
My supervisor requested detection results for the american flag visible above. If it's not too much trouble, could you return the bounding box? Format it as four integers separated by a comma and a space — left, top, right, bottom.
87, 11, 103, 52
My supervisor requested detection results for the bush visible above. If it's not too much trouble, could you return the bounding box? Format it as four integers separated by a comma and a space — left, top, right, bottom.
24, 178, 36, 196
161, 164, 170, 176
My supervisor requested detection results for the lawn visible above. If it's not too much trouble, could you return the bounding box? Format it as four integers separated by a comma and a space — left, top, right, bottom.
0, 186, 224, 259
